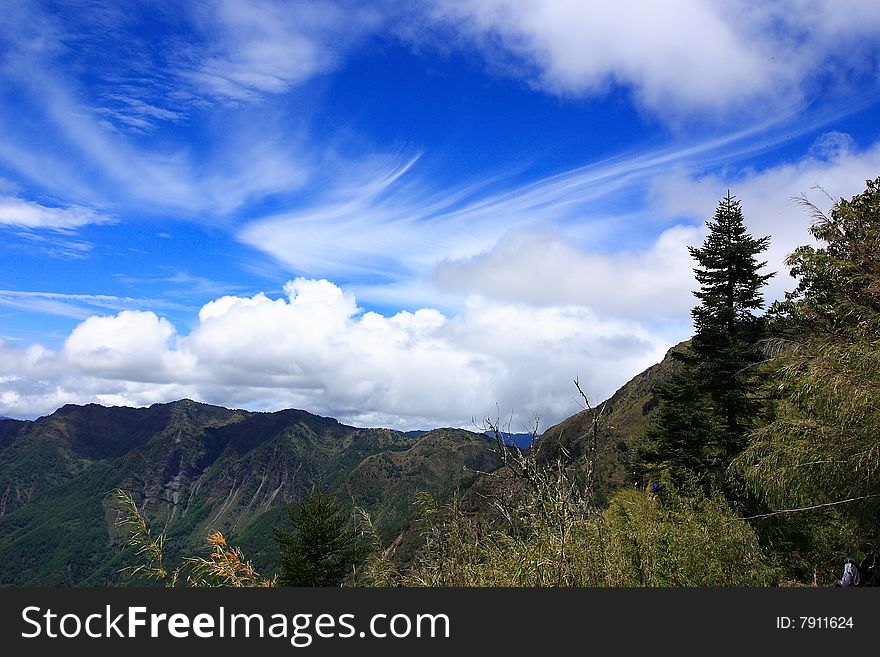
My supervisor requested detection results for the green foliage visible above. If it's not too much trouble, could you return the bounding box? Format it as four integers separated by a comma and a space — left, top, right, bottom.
0, 462, 121, 586
689, 192, 773, 446
750, 510, 857, 586
382, 479, 775, 587
352, 508, 401, 587
690, 193, 771, 439
113, 488, 273, 587
776, 180, 880, 338
273, 490, 368, 586
601, 486, 777, 586
114, 489, 174, 585
645, 194, 772, 489
735, 178, 880, 549
642, 361, 725, 487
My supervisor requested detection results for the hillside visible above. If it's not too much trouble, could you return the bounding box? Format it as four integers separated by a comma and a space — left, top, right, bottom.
0, 346, 684, 585
535, 340, 688, 498
0, 400, 494, 585
345, 427, 501, 540
388, 342, 688, 560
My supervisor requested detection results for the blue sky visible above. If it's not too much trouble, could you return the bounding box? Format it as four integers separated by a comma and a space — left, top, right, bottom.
2, 0, 880, 429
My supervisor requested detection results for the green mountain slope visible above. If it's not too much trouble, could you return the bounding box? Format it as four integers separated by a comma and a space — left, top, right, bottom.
345, 427, 501, 540
535, 340, 688, 498
0, 400, 494, 585
387, 343, 688, 561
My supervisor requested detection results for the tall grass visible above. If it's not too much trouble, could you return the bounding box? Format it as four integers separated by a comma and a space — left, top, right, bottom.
113, 488, 275, 587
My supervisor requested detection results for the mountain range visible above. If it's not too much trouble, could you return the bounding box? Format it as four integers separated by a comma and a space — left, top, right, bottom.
0, 343, 683, 585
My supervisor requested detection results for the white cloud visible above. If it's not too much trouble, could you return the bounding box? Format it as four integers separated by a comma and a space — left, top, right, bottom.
650, 131, 880, 302
239, 122, 868, 326
0, 196, 107, 229
416, 132, 880, 323
0, 66, 318, 217
237, 123, 790, 297
420, 0, 880, 118
0, 290, 188, 320
185, 0, 383, 101
63, 311, 194, 381
3, 0, 876, 229
433, 226, 700, 321
0, 3, 327, 216
0, 278, 667, 429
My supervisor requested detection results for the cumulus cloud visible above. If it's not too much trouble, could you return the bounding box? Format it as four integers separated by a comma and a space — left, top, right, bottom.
433, 226, 700, 320
0, 278, 667, 429
64, 311, 193, 381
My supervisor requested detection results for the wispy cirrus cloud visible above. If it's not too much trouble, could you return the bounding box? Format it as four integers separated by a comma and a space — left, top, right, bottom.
0, 196, 109, 230
182, 0, 384, 102
2, 0, 878, 230
0, 290, 189, 320
113, 270, 252, 301
0, 0, 382, 131
0, 1, 362, 217
237, 116, 856, 310
0, 61, 316, 218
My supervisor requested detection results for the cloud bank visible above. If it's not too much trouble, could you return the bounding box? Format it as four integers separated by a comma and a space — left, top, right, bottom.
0, 278, 666, 429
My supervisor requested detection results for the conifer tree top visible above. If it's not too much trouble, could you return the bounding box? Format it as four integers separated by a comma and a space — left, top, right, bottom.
689, 192, 774, 341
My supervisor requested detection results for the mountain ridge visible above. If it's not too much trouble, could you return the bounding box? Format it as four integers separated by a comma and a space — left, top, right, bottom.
0, 399, 498, 584
0, 345, 683, 585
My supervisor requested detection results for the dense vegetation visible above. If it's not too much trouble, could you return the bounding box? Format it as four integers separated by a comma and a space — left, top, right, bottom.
273, 491, 369, 586
373, 177, 880, 587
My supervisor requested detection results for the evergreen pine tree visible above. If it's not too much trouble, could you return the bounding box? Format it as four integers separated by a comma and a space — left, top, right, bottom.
688, 192, 773, 458
644, 193, 772, 486
273, 490, 367, 586
642, 357, 724, 485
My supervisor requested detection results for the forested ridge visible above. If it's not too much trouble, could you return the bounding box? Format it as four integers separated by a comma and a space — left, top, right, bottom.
365, 176, 880, 587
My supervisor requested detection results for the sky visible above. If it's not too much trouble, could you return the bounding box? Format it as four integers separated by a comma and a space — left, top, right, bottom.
1, 0, 880, 430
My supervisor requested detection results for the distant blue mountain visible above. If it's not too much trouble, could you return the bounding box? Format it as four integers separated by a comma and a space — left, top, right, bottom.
484, 430, 540, 449
402, 428, 538, 449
